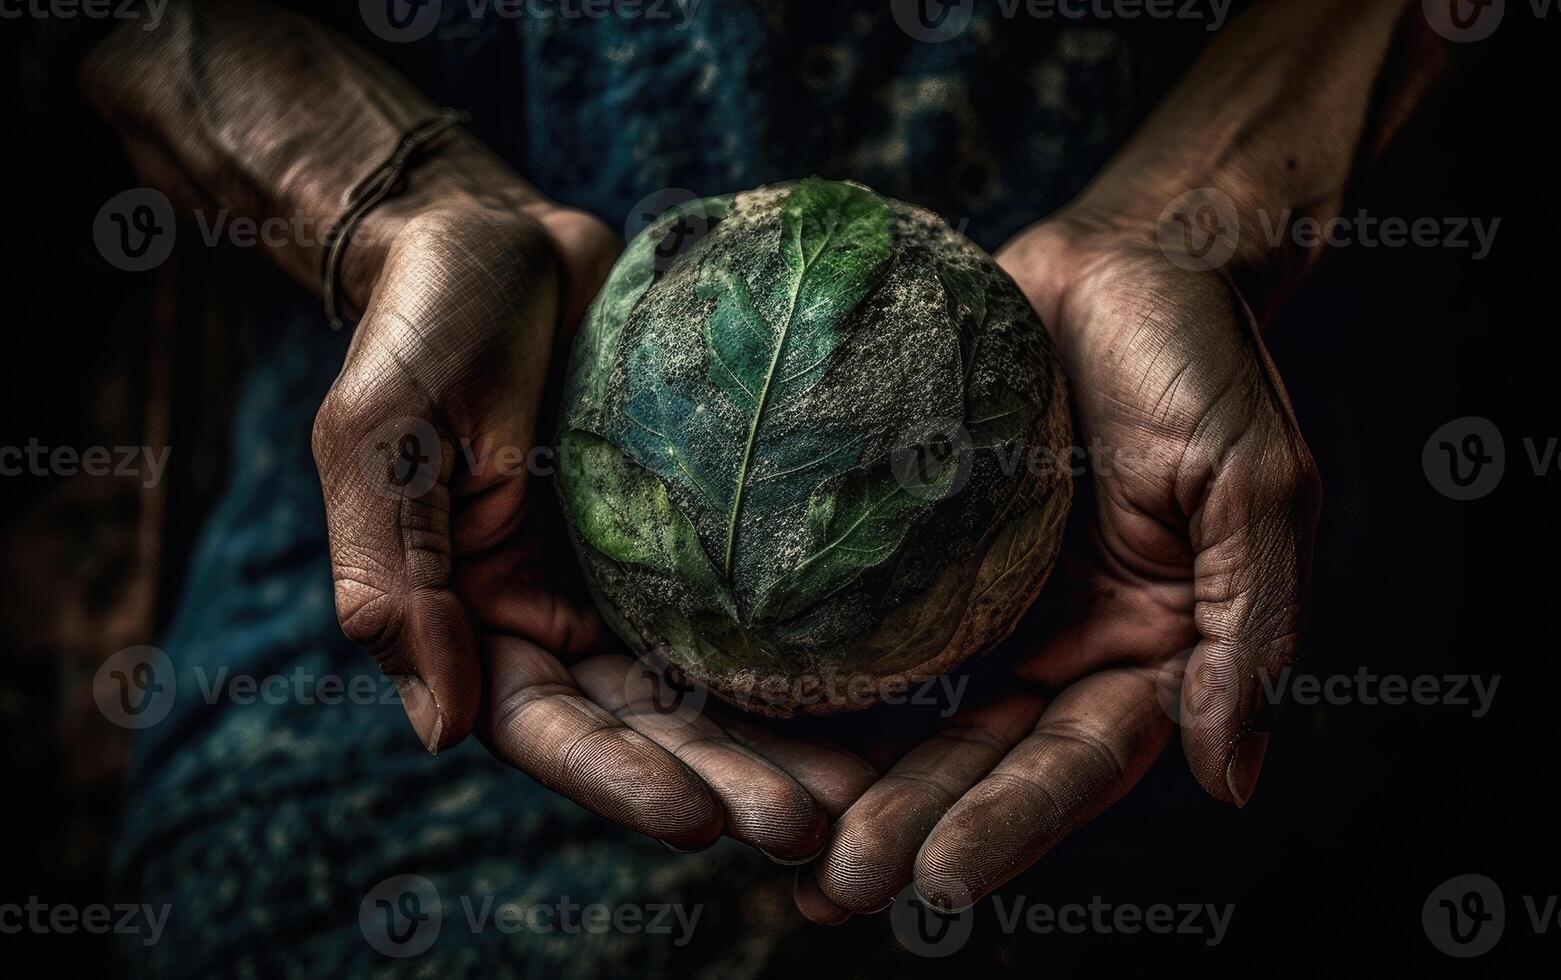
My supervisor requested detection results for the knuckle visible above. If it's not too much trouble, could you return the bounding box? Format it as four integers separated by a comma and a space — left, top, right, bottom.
310, 390, 344, 467
1289, 443, 1324, 516
331, 575, 405, 668
397, 207, 554, 294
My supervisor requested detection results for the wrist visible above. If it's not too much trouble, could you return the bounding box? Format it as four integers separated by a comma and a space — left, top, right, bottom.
334, 130, 617, 328
334, 131, 545, 314
1009, 177, 1311, 332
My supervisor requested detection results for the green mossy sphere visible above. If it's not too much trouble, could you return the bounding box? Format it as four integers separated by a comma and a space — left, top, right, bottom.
557, 179, 1071, 716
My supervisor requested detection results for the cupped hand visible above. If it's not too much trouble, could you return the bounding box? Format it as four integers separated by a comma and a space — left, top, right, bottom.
310, 200, 870, 857
795, 219, 1322, 920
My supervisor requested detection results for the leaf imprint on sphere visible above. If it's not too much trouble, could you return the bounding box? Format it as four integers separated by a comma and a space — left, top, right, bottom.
756, 457, 955, 623
707, 178, 894, 578
567, 196, 732, 432
558, 429, 732, 613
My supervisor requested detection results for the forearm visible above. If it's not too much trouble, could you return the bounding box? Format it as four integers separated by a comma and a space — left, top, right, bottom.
80, 0, 545, 313
1055, 0, 1451, 312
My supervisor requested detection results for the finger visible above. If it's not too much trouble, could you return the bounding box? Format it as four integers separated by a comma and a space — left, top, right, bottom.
310, 214, 554, 754
811, 691, 1046, 914
452, 533, 604, 657
573, 656, 831, 863
913, 667, 1171, 911
313, 393, 478, 755
794, 867, 853, 926
480, 637, 724, 850
1182, 412, 1322, 806
718, 715, 880, 819
527, 204, 622, 337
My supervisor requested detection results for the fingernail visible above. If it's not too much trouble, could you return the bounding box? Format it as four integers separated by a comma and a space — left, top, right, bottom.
1225, 731, 1270, 807
393, 675, 443, 754
760, 844, 826, 867
662, 839, 697, 855
913, 882, 974, 915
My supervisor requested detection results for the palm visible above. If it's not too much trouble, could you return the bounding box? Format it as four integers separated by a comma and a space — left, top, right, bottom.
794, 231, 1320, 920
316, 207, 594, 716
315, 205, 874, 858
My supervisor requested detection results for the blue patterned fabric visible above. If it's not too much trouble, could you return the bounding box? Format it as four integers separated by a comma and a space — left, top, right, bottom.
114, 5, 1240, 974
354, 1, 1231, 249
114, 283, 796, 978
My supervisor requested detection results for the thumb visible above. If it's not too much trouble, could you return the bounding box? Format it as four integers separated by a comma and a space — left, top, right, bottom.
1180, 408, 1322, 806
312, 391, 481, 753
528, 204, 621, 340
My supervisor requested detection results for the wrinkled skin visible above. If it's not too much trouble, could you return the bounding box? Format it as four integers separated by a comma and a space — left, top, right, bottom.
310, 202, 1319, 899
310, 203, 876, 858
83, 0, 1416, 933
787, 221, 1322, 919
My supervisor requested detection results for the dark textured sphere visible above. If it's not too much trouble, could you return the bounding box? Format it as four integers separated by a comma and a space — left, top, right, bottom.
557, 179, 1071, 715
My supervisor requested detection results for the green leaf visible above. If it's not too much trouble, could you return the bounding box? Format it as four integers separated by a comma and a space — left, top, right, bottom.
558, 429, 731, 611
862, 547, 980, 672
755, 456, 953, 623
966, 486, 1070, 613
940, 264, 1023, 449
656, 606, 788, 675
565, 196, 732, 432
615, 178, 895, 588
940, 264, 989, 388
